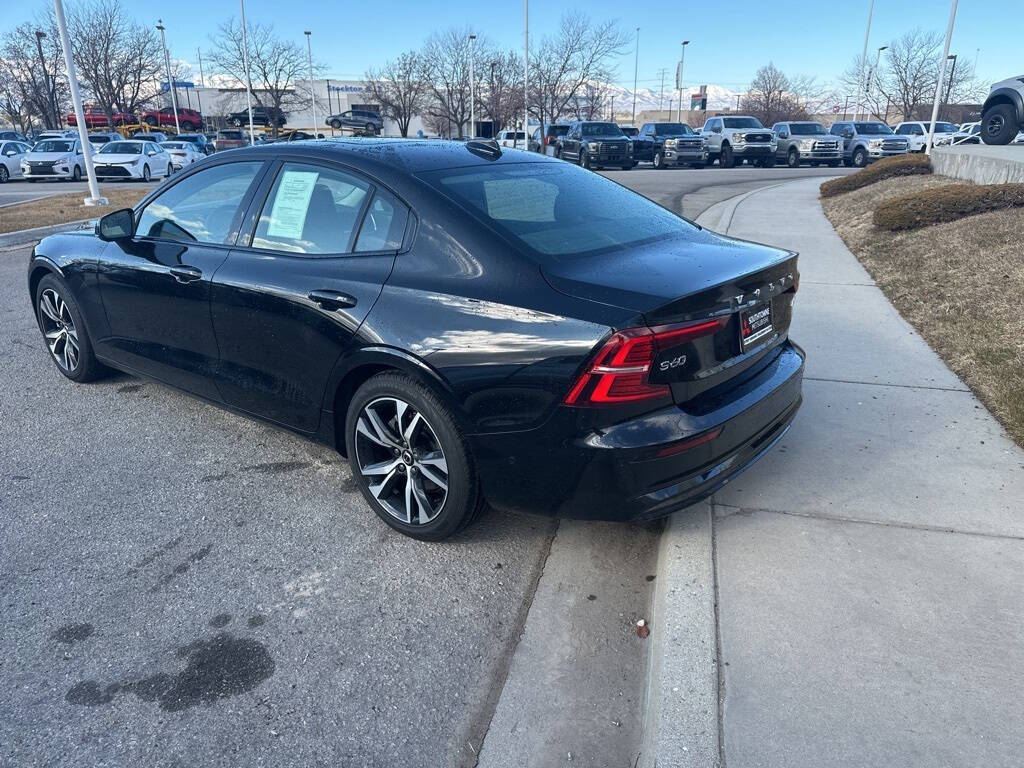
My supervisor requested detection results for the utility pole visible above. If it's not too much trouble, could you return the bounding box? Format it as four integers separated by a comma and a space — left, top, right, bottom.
304, 31, 318, 138
327, 80, 334, 136
239, 0, 256, 144
676, 40, 688, 123
52, 0, 105, 205
631, 27, 640, 124
35, 31, 58, 129
853, 0, 875, 121
469, 34, 477, 139
523, 0, 528, 151
156, 21, 180, 134
926, 0, 959, 156
197, 47, 205, 87
657, 68, 667, 112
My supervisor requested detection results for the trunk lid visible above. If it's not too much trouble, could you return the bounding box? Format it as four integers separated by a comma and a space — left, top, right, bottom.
541, 229, 799, 404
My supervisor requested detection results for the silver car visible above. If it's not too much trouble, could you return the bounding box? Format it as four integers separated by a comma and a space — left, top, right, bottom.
21, 137, 87, 182
772, 121, 841, 168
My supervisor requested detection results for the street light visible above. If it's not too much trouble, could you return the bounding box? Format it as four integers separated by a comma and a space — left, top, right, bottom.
926, 0, 959, 156
943, 53, 959, 119
239, 0, 256, 144
156, 21, 180, 134
631, 27, 640, 125
676, 40, 689, 123
304, 31, 318, 139
34, 31, 58, 129
469, 34, 477, 139
865, 44, 887, 118
51, 0, 105, 205
853, 0, 875, 121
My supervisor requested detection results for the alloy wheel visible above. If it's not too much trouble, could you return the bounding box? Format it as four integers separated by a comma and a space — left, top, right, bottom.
38, 288, 79, 372
354, 397, 449, 526
0, 166, 8, 183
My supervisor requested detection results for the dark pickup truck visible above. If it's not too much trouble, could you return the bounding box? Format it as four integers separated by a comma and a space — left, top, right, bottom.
556, 121, 633, 170
633, 122, 708, 168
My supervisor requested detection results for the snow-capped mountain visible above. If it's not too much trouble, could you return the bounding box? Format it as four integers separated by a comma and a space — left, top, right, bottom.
600, 82, 740, 113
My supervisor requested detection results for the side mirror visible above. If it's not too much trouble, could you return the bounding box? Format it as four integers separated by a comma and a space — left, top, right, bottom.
96, 208, 135, 241
778, 131, 789, 139
712, 126, 722, 134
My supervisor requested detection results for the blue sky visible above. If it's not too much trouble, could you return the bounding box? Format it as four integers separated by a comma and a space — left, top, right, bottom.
6, 0, 1019, 91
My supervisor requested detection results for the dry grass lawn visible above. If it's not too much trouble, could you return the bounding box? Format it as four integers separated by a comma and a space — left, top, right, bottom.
0, 186, 147, 234
823, 174, 1024, 446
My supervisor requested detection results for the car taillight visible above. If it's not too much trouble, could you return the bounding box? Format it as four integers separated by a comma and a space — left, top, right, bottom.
564, 318, 727, 407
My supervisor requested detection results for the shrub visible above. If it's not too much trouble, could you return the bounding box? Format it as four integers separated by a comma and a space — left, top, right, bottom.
873, 183, 1024, 231
820, 154, 932, 198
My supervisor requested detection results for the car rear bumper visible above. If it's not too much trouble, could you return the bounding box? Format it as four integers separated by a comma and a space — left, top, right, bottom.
473, 341, 805, 521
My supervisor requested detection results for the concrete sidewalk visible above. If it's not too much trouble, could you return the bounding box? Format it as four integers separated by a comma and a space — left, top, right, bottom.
643, 177, 1024, 767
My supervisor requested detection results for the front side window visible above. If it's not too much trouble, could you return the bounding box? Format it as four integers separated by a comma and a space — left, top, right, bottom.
423, 162, 695, 259
252, 162, 370, 254
137, 161, 263, 244
355, 188, 409, 252
790, 123, 826, 135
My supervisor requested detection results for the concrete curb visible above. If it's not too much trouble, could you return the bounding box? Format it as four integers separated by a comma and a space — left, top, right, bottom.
0, 218, 93, 248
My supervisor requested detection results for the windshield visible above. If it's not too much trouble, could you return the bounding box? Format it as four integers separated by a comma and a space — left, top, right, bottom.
621, 127, 639, 136
101, 142, 142, 154
933, 122, 958, 133
655, 123, 693, 135
33, 140, 73, 153
790, 123, 826, 135
161, 142, 186, 149
422, 162, 694, 258
723, 117, 763, 129
581, 123, 624, 137
855, 122, 893, 135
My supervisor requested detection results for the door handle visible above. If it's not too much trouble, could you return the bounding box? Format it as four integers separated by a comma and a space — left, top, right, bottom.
308, 289, 358, 311
170, 265, 202, 283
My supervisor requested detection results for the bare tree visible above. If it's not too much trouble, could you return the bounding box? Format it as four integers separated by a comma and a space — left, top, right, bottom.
568, 81, 611, 120
68, 0, 162, 124
482, 49, 523, 134
529, 14, 629, 131
364, 51, 427, 137
741, 63, 809, 125
420, 27, 479, 138
0, 19, 67, 129
208, 18, 311, 136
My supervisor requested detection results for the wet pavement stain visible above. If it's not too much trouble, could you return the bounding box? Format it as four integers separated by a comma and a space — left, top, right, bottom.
52, 623, 93, 644
240, 461, 312, 475
65, 617, 274, 712
247, 615, 266, 628
126, 535, 185, 577
209, 614, 232, 628
149, 544, 213, 593
117, 384, 145, 394
199, 471, 230, 483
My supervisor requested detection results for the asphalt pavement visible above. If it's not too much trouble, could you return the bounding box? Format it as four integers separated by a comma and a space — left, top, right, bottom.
0, 179, 160, 208
0, 164, 846, 767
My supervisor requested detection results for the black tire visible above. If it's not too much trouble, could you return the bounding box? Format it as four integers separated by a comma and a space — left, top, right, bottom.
35, 273, 105, 382
331, 119, 342, 130
763, 155, 776, 168
141, 164, 150, 182
653, 150, 665, 169
720, 144, 735, 168
690, 162, 705, 169
72, 165, 81, 181
0, 165, 10, 183
828, 160, 841, 168
365, 123, 376, 135
852, 147, 868, 168
981, 103, 1018, 145
580, 149, 591, 170
619, 164, 632, 170
786, 149, 799, 168
344, 372, 484, 541
842, 157, 852, 167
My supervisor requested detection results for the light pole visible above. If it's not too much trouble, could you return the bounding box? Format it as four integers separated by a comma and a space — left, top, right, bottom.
52, 0, 105, 205
523, 0, 528, 151
631, 27, 640, 124
943, 53, 958, 120
239, 0, 256, 144
853, 0, 875, 121
304, 31, 318, 138
469, 34, 477, 139
926, 0, 959, 156
866, 44, 887, 118
676, 40, 688, 123
156, 21, 180, 134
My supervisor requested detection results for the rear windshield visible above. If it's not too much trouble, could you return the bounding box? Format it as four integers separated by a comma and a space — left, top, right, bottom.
723, 117, 763, 129
218, 131, 244, 139
33, 140, 73, 153
581, 123, 623, 136
789, 123, 826, 135
421, 162, 693, 258
547, 125, 570, 136
854, 122, 893, 134
162, 142, 186, 149
100, 142, 142, 154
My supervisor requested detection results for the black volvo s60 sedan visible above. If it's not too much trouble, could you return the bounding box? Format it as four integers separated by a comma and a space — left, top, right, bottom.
28, 139, 804, 540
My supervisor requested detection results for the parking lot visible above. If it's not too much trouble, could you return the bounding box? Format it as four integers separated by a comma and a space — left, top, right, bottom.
0, 165, 848, 766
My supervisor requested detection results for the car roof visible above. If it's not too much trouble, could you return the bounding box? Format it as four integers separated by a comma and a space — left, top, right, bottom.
222, 138, 553, 174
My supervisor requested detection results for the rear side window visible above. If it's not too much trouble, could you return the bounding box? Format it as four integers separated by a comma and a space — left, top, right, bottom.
137, 161, 262, 244
355, 188, 409, 252
423, 162, 692, 258
252, 162, 370, 254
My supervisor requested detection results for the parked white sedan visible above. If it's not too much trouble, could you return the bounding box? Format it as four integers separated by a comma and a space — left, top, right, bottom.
93, 140, 172, 182
160, 140, 204, 170
0, 140, 31, 182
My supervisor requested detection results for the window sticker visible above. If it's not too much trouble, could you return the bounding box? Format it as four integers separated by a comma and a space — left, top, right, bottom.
267, 170, 320, 239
